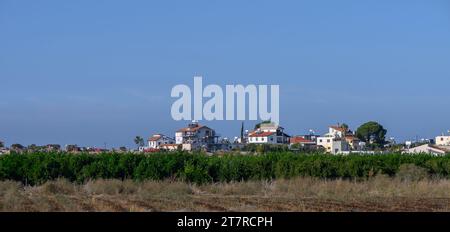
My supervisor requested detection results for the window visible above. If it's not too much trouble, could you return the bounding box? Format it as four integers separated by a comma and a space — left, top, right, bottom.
319, 139, 323, 143
327, 139, 330, 143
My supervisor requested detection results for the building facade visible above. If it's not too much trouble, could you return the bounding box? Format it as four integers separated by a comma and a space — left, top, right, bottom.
175, 122, 219, 151
316, 125, 352, 154
148, 134, 175, 149
247, 122, 290, 144
436, 136, 450, 146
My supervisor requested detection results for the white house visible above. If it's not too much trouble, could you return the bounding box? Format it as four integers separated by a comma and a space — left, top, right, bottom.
175, 121, 219, 151
159, 144, 179, 151
404, 144, 449, 155
148, 134, 175, 149
248, 131, 278, 144
436, 135, 450, 146
316, 125, 351, 154
248, 122, 290, 144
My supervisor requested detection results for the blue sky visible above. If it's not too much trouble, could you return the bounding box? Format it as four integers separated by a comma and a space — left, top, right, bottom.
1, 0, 449, 148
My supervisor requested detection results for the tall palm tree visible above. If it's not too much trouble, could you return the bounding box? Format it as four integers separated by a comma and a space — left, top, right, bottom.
134, 136, 144, 149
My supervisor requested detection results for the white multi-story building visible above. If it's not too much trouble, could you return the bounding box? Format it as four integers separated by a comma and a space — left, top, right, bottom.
316, 125, 352, 154
247, 122, 290, 144
175, 121, 219, 151
147, 134, 175, 149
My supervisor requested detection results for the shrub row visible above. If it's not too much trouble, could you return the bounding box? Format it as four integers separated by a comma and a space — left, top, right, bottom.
0, 152, 450, 185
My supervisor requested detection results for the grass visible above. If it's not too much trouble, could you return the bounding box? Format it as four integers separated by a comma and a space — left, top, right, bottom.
2, 175, 450, 212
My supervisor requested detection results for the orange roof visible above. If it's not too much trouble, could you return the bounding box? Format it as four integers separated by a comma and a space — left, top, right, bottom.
248, 131, 275, 137
290, 137, 315, 144
345, 135, 359, 141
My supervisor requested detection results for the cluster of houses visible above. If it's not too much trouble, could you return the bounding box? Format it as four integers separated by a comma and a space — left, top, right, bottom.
140, 121, 369, 154
1, 122, 449, 155
0, 142, 123, 155
139, 121, 450, 155
404, 134, 450, 155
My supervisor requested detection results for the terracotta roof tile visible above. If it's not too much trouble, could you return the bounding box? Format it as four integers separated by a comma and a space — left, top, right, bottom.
248, 131, 275, 137
290, 137, 315, 144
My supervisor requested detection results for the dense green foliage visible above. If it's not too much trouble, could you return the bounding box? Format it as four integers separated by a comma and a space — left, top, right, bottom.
356, 121, 387, 147
1, 152, 450, 185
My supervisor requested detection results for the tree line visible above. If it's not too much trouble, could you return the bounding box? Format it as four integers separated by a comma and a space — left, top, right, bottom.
0, 151, 449, 185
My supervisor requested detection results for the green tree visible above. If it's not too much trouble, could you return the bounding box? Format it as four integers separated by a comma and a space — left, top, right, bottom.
340, 123, 350, 136
27, 144, 38, 152
11, 144, 25, 151
134, 136, 145, 149
356, 121, 387, 148
0, 140, 4, 148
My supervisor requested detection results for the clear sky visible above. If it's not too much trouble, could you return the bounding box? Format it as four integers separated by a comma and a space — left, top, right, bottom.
1, 0, 449, 148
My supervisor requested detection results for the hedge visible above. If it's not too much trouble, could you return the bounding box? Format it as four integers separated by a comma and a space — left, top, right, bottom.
0, 152, 449, 185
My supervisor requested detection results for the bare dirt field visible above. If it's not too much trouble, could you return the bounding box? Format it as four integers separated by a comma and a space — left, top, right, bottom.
1, 176, 450, 212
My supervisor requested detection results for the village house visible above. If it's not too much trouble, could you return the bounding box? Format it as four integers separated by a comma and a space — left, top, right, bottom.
46, 144, 61, 152
316, 125, 352, 154
0, 140, 9, 155
404, 144, 450, 155
0, 148, 10, 155
159, 144, 179, 151
147, 134, 175, 149
248, 122, 290, 144
345, 135, 363, 150
175, 121, 219, 151
289, 136, 316, 148
65, 144, 81, 153
436, 135, 450, 146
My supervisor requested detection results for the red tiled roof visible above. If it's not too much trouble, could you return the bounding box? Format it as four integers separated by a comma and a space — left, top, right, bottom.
148, 134, 162, 141
290, 137, 315, 144
248, 131, 275, 137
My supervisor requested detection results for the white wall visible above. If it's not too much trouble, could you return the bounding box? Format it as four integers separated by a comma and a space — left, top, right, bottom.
436, 136, 450, 146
